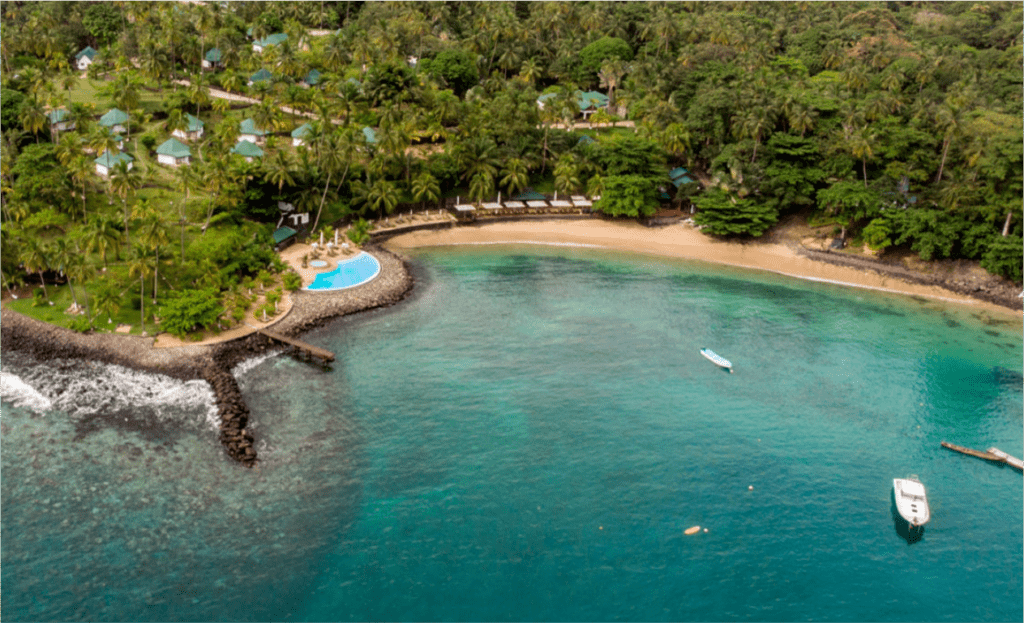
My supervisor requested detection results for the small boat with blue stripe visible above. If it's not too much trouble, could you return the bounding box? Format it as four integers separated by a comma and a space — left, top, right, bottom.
700, 348, 733, 373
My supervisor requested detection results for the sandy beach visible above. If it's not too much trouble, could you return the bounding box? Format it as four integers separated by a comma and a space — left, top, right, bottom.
384, 219, 1021, 320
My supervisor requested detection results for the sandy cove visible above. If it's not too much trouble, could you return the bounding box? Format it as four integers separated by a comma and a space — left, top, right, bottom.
384, 218, 1021, 320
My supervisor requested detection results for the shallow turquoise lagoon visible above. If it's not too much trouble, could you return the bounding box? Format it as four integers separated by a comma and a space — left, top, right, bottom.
306, 251, 381, 291
2, 245, 1021, 621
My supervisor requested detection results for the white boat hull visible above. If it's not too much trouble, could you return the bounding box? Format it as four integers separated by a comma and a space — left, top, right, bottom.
893, 477, 930, 528
700, 348, 733, 372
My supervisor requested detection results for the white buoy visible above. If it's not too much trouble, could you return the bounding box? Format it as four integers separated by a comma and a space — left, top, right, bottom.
748, 485, 754, 491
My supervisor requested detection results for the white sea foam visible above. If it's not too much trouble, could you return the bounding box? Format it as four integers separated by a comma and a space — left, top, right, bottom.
232, 349, 283, 379
2, 360, 220, 430
0, 371, 53, 413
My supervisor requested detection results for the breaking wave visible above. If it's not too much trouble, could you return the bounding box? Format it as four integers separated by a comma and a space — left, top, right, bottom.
0, 371, 53, 413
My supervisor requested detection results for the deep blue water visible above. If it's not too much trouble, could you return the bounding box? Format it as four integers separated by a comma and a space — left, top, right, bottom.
2, 245, 1021, 621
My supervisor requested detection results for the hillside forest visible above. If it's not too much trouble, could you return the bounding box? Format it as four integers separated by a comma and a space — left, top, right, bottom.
1, 1, 1021, 336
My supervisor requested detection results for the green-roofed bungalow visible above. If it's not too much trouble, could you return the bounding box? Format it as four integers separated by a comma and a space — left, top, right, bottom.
302, 69, 321, 87
362, 126, 377, 145
577, 135, 596, 147
291, 123, 312, 146
48, 108, 75, 133
249, 68, 273, 85
239, 118, 268, 143
203, 47, 223, 69
99, 108, 129, 133
272, 226, 298, 250
669, 166, 695, 188
253, 33, 288, 52
231, 140, 264, 161
156, 138, 191, 166
172, 114, 205, 141
94, 150, 133, 176
75, 46, 97, 70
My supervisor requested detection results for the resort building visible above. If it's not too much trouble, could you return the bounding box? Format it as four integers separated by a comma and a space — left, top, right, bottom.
252, 33, 287, 53
536, 90, 610, 119
248, 68, 273, 86
172, 114, 205, 142
48, 108, 75, 134
361, 126, 377, 152
155, 138, 192, 166
94, 150, 133, 176
75, 46, 97, 71
272, 226, 298, 251
301, 69, 321, 88
202, 48, 223, 70
669, 167, 696, 188
231, 140, 264, 162
98, 108, 129, 134
291, 122, 311, 147
238, 118, 268, 145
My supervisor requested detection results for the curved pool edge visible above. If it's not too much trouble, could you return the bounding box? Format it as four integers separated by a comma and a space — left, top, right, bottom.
302, 251, 382, 292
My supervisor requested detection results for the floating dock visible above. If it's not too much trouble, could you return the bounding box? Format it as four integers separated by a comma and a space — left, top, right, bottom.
256, 329, 335, 364
941, 441, 1024, 471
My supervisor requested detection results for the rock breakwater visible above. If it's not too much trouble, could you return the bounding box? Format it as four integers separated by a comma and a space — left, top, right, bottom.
1, 247, 414, 468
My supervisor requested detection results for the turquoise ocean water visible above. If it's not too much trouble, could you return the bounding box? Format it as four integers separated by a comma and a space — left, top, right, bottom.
2, 245, 1021, 621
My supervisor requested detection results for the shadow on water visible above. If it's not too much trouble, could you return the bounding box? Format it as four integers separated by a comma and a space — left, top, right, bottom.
890, 489, 926, 544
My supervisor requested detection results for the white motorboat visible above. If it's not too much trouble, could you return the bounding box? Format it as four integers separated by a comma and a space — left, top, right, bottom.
700, 348, 733, 373
892, 476, 930, 528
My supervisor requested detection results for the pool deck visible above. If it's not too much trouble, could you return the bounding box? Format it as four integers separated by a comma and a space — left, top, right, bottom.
279, 243, 365, 288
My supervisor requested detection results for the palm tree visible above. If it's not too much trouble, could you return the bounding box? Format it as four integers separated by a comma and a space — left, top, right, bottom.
598, 59, 626, 111
499, 158, 530, 197
264, 150, 297, 195
411, 171, 441, 209
127, 244, 155, 334
110, 160, 141, 246
136, 203, 169, 303
660, 123, 692, 163
848, 125, 877, 187
163, 108, 190, 137
363, 177, 400, 220
933, 103, 962, 184
19, 238, 50, 300
92, 278, 122, 325
468, 171, 494, 204
49, 238, 84, 312
19, 97, 47, 143
68, 154, 94, 221
554, 154, 581, 196
106, 72, 143, 141
83, 216, 122, 268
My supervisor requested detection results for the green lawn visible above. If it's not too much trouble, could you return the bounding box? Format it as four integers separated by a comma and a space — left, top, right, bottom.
67, 76, 167, 114
6, 281, 156, 335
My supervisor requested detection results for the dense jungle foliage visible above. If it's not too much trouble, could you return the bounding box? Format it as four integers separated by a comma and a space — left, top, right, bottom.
1, 1, 1021, 335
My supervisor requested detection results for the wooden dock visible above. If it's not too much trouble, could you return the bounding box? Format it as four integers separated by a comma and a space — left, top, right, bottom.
256, 329, 335, 364
941, 441, 1024, 471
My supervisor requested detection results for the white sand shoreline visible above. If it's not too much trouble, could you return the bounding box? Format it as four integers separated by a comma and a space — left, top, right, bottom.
384, 220, 1022, 321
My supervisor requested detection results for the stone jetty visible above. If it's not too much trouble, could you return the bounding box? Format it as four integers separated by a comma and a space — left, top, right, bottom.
1, 246, 414, 468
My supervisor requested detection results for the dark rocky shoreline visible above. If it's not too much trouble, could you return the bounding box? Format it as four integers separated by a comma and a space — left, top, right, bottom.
797, 247, 1023, 311
1, 246, 414, 468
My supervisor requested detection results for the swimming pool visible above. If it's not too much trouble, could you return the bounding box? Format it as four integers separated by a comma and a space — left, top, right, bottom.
305, 252, 381, 291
